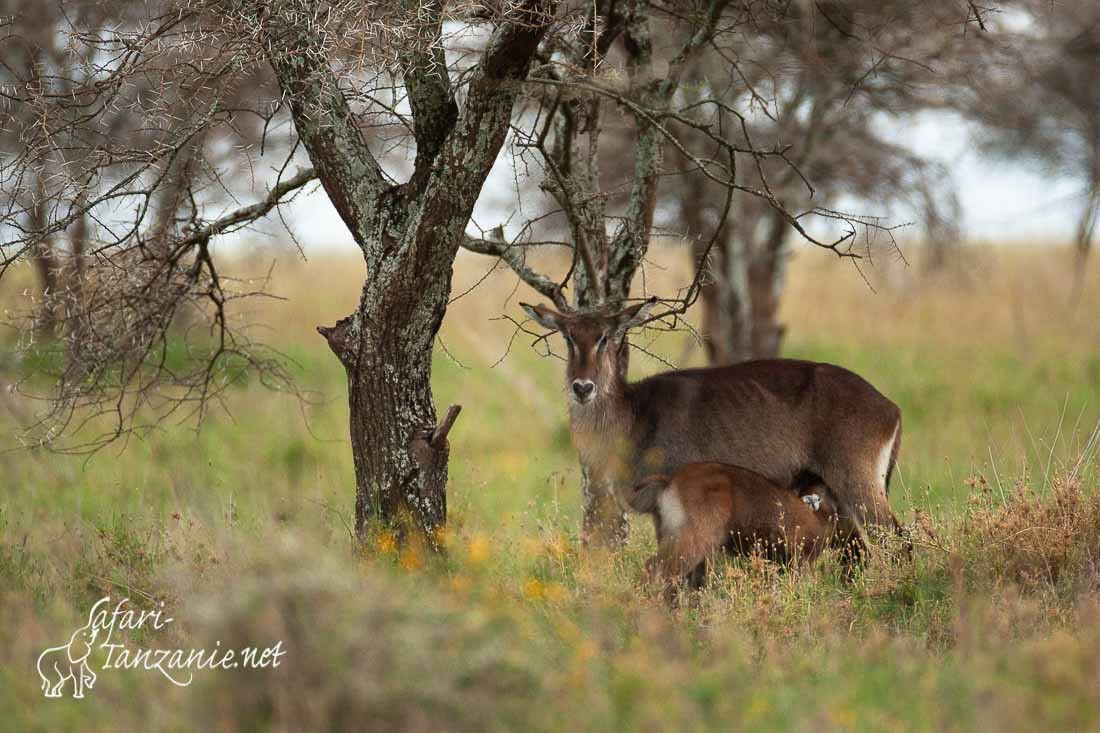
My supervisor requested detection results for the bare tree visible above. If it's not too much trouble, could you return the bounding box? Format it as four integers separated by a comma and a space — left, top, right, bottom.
953, 0, 1100, 304
668, 0, 971, 364
0, 0, 110, 338
1, 0, 559, 546
457, 0, 994, 540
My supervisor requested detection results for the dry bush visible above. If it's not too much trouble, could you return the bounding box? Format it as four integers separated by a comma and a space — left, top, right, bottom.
963, 474, 1100, 596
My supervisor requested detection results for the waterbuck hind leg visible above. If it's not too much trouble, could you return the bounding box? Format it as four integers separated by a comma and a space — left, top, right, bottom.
834, 531, 867, 581
685, 558, 708, 590
818, 418, 903, 548
642, 554, 705, 607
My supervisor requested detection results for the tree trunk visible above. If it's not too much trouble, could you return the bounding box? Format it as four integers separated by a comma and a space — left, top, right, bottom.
1070, 184, 1099, 308
694, 226, 753, 365
261, 0, 552, 549
318, 238, 458, 547
693, 205, 788, 365
30, 241, 59, 339
340, 327, 446, 543
29, 177, 59, 339
580, 466, 628, 545
63, 207, 88, 354
747, 207, 790, 359
560, 0, 683, 544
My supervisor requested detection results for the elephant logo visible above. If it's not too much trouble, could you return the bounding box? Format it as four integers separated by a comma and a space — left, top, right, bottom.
37, 614, 100, 698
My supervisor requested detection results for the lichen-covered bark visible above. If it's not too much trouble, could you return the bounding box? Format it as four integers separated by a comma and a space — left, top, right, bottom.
320, 282, 449, 540
580, 465, 629, 545
261, 0, 555, 544
692, 225, 754, 366
746, 206, 790, 359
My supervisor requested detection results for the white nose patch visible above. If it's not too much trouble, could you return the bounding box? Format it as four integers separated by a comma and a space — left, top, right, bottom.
657, 487, 688, 534
802, 493, 823, 512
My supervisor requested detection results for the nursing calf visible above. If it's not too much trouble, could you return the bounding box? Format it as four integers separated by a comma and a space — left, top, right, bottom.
627, 462, 854, 598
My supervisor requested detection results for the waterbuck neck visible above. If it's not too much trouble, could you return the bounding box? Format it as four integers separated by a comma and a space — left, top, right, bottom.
569, 385, 634, 481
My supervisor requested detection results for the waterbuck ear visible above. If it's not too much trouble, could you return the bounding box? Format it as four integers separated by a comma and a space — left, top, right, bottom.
612, 297, 658, 335
520, 302, 567, 332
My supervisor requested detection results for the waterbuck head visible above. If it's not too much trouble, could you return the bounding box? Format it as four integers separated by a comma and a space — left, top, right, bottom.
520, 298, 657, 407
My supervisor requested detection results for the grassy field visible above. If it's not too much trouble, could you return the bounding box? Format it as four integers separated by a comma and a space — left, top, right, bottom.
1, 242, 1099, 731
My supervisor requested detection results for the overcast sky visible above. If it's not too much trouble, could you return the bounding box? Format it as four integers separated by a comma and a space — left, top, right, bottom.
265, 111, 1085, 254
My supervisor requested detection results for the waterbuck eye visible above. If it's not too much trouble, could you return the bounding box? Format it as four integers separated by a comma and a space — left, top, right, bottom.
596, 333, 608, 350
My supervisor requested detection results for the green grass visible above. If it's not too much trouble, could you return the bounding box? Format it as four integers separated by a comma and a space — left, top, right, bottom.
786, 335, 1100, 515
1, 246, 1099, 730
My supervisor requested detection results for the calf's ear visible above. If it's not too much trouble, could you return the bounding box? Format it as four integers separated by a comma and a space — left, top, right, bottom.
520, 302, 567, 332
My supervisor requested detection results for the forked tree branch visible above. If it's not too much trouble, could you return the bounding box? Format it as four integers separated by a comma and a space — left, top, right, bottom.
395, 0, 558, 295
403, 0, 459, 186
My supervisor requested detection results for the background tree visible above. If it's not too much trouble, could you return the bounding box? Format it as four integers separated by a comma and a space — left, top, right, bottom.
953, 0, 1100, 305
0, 0, 114, 339
0, 0, 281, 343
668, 0, 970, 364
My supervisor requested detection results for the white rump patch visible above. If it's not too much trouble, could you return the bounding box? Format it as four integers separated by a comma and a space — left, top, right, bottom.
657, 487, 688, 534
876, 422, 900, 489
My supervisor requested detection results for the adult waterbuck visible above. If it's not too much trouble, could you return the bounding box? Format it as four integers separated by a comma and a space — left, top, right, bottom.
520, 298, 903, 549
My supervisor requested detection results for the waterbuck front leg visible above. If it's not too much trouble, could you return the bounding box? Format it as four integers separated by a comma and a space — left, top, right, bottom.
580, 466, 628, 546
